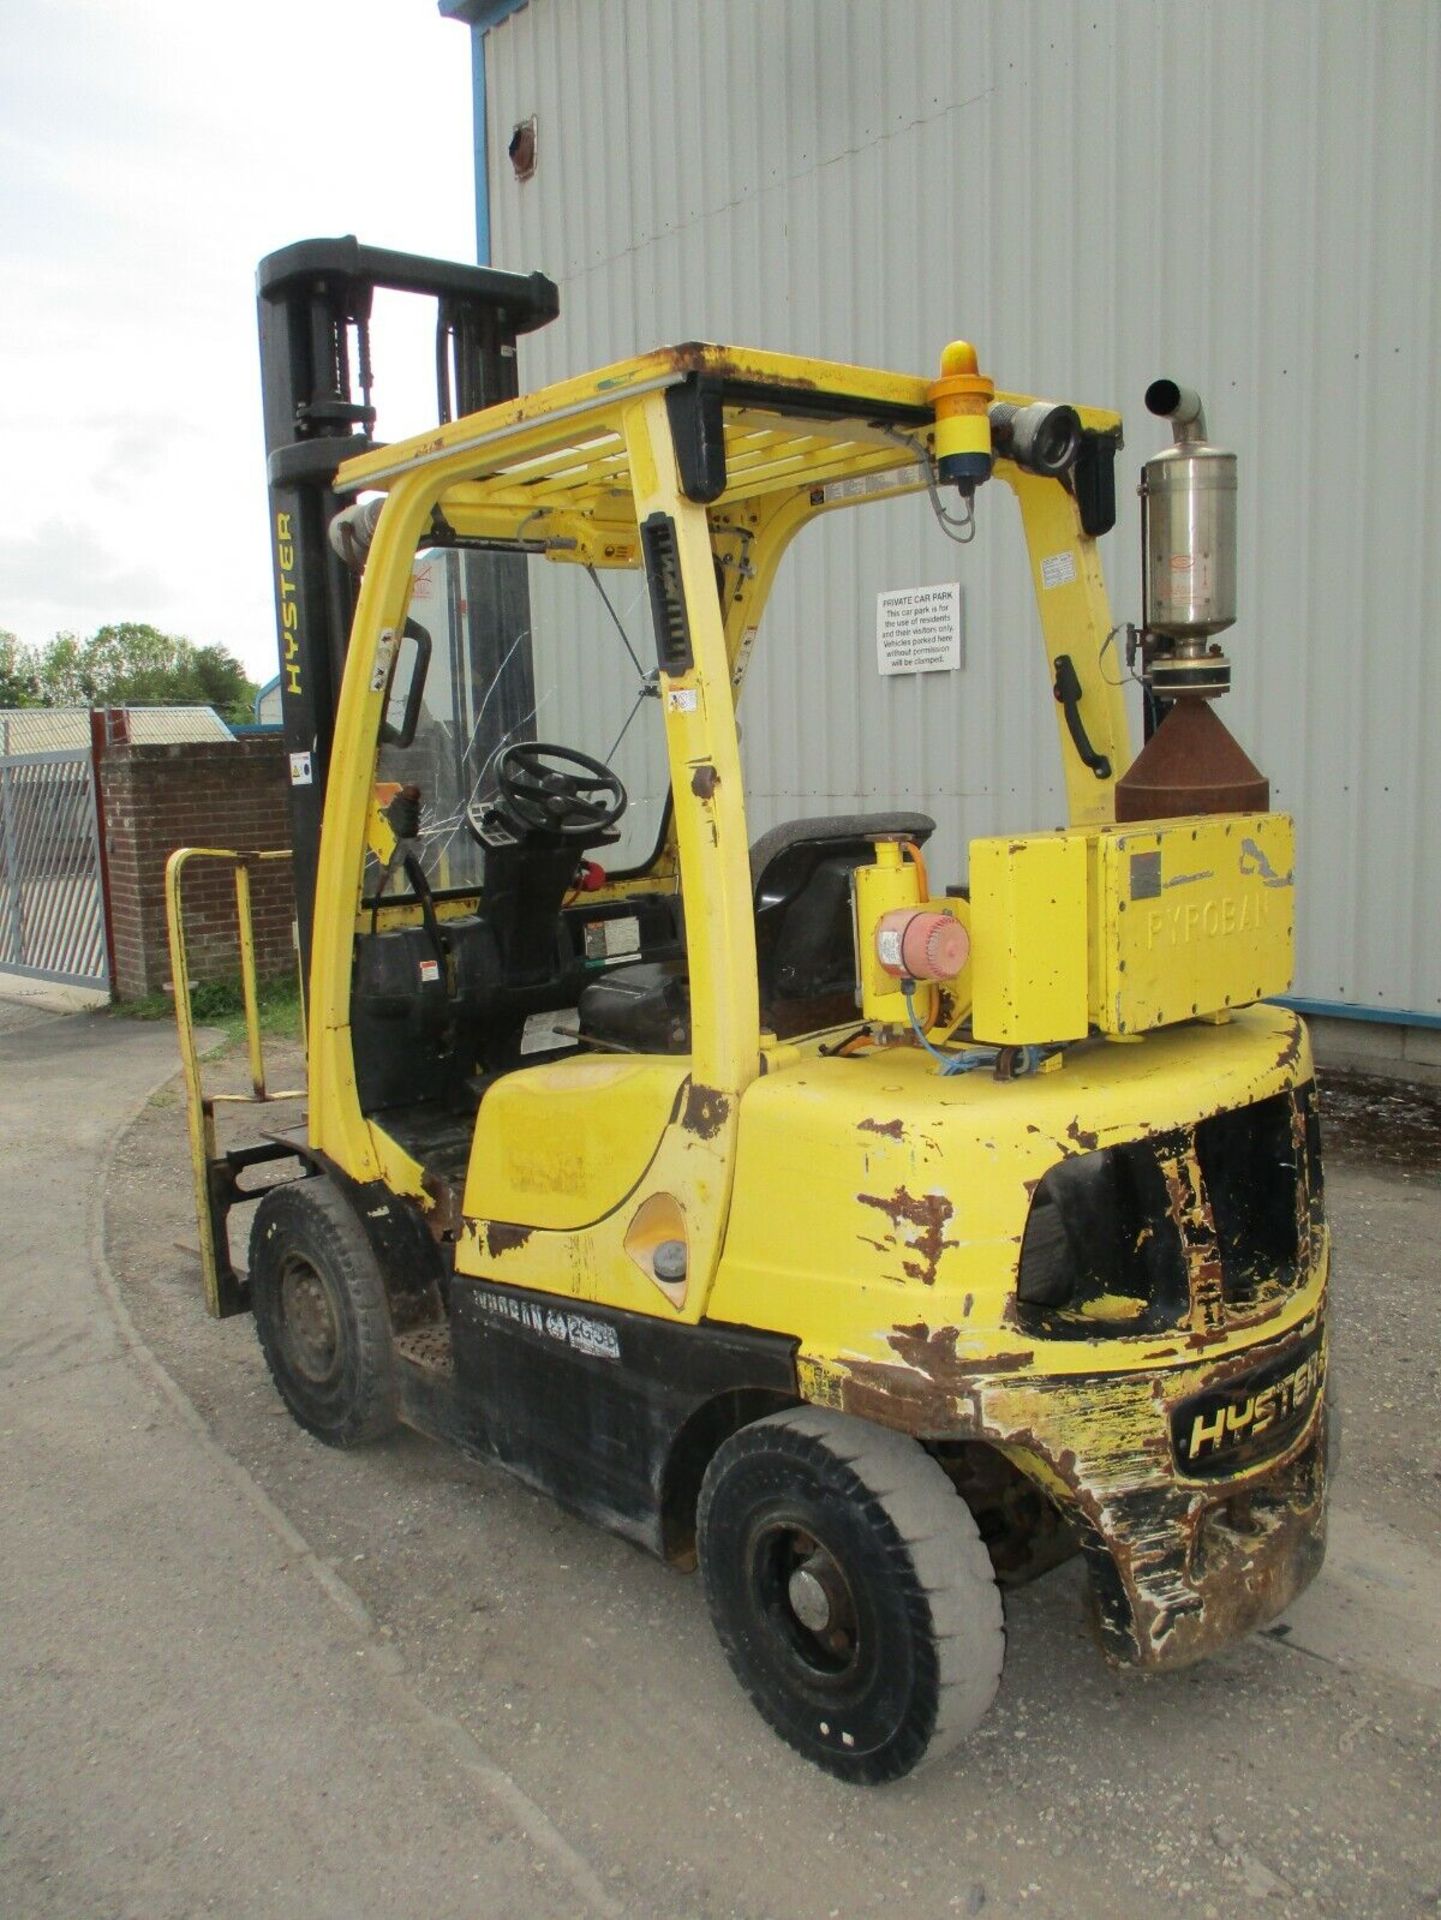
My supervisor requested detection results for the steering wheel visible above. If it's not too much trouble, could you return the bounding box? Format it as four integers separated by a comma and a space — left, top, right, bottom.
491, 741, 627, 840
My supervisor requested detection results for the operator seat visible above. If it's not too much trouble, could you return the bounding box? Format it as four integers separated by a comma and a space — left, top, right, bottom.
576, 811, 937, 1050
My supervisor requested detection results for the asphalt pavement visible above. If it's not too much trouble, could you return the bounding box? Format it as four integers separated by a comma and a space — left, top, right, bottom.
0, 1001, 619, 1920
2, 994, 1439, 1919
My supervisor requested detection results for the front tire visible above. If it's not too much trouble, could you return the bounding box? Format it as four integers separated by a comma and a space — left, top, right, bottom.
249, 1177, 399, 1447
696, 1407, 1003, 1783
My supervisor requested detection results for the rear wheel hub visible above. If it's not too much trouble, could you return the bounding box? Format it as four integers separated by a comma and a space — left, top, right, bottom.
280, 1258, 339, 1380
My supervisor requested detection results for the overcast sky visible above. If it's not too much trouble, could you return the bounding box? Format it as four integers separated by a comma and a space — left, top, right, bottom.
1, 0, 479, 686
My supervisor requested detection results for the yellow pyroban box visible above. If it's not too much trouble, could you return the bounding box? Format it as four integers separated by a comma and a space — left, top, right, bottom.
970, 813, 1295, 1043
1091, 813, 1295, 1033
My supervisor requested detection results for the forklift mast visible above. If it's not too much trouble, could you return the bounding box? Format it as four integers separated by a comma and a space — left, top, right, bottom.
256, 236, 558, 972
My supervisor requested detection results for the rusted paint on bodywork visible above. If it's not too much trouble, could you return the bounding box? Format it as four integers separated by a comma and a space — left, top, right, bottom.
712, 1004, 1330, 1669
1290, 1093, 1314, 1279
1094, 1434, 1326, 1668
796, 1301, 1328, 1669
681, 1082, 731, 1140
484, 1220, 535, 1259
1157, 1140, 1228, 1335
1273, 1020, 1304, 1075
856, 1185, 958, 1286
889, 1321, 1035, 1382
421, 1169, 463, 1242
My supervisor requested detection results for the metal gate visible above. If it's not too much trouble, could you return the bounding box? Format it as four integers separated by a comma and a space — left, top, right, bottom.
0, 737, 109, 989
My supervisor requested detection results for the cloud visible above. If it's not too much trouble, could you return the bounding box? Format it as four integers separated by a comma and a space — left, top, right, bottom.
90, 413, 205, 499
0, 519, 172, 641
2, 0, 479, 676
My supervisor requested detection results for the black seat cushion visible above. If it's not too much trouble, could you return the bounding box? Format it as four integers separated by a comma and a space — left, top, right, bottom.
578, 957, 691, 1052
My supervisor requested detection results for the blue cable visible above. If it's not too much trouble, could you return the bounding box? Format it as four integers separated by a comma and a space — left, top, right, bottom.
899, 980, 1044, 1078
901, 980, 1004, 1076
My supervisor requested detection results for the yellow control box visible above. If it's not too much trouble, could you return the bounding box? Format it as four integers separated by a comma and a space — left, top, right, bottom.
969, 813, 1295, 1044
969, 835, 1090, 1044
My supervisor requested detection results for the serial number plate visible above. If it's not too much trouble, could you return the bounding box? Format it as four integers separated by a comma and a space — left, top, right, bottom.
1171, 1328, 1324, 1479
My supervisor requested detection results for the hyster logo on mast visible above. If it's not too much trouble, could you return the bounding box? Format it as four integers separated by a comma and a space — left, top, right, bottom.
275, 510, 302, 696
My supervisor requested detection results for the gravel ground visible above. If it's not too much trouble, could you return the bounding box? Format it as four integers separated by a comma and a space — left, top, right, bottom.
104, 1046, 1441, 1920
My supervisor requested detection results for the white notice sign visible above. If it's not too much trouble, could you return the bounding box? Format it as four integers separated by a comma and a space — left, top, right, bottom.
876, 582, 963, 676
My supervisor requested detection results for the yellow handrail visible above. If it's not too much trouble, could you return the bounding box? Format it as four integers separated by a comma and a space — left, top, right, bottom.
164, 846, 305, 1316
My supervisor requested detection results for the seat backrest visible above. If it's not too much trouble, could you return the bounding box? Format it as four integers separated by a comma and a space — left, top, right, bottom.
750, 812, 936, 1035
747, 811, 937, 895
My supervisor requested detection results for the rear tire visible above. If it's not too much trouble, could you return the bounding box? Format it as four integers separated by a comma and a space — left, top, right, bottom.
249, 1177, 399, 1447
696, 1407, 1003, 1783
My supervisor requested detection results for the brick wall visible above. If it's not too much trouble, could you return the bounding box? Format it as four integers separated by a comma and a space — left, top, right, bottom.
99, 736, 296, 1001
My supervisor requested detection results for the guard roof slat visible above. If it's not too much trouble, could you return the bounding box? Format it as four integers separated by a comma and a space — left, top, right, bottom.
336, 343, 937, 495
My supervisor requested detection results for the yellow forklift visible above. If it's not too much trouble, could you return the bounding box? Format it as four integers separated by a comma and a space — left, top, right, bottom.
169, 238, 1327, 1783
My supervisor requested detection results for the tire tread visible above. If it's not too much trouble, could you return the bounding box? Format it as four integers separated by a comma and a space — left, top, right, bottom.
249, 1176, 399, 1447
698, 1405, 1003, 1779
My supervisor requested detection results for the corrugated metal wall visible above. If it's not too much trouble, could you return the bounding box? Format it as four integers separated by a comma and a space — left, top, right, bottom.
481, 0, 1440, 1022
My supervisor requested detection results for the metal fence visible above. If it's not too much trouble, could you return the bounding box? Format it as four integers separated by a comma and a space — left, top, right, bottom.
0, 745, 109, 989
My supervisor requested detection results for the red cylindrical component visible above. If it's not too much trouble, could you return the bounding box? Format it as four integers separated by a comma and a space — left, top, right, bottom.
875, 909, 970, 981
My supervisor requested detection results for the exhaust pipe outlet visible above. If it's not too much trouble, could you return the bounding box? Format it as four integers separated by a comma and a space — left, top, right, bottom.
1145, 378, 1208, 443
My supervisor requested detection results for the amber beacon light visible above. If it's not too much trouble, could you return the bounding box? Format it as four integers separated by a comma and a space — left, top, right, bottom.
928, 340, 994, 498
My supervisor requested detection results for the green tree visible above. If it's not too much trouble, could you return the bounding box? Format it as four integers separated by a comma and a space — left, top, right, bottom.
28, 624, 258, 726
32, 632, 91, 705
0, 631, 39, 707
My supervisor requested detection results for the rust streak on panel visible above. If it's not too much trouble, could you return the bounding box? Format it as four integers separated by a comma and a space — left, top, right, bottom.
856, 1185, 957, 1286
485, 1221, 534, 1258
888, 1321, 1035, 1380
1157, 1140, 1227, 1333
